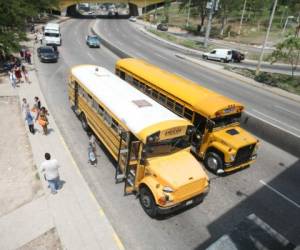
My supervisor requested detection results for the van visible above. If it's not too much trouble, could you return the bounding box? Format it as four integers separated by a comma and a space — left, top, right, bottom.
43, 23, 61, 46
202, 49, 244, 63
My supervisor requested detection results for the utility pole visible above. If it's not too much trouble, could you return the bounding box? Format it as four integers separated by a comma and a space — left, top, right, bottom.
186, 0, 192, 27
238, 0, 247, 36
204, 0, 216, 48
255, 0, 278, 76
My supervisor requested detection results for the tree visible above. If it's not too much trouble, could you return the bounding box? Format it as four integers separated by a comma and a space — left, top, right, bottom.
179, 0, 208, 31
0, 0, 58, 56
269, 36, 300, 77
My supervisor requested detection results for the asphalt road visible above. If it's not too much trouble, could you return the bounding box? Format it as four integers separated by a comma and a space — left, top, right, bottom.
35, 18, 300, 250
95, 19, 300, 139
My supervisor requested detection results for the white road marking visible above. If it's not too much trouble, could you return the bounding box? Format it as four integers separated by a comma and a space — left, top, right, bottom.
154, 52, 165, 59
260, 180, 300, 209
275, 105, 300, 118
87, 52, 94, 60
251, 109, 300, 133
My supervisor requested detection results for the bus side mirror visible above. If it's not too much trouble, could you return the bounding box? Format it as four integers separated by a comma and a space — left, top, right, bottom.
206, 120, 215, 132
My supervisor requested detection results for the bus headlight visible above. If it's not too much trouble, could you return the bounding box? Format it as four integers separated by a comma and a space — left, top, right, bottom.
229, 154, 235, 162
162, 186, 174, 193
252, 144, 259, 155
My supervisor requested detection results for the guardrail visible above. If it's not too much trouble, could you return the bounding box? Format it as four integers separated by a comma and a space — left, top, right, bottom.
91, 26, 300, 158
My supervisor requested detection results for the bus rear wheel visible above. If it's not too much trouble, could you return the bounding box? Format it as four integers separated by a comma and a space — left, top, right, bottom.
204, 152, 223, 174
139, 187, 158, 218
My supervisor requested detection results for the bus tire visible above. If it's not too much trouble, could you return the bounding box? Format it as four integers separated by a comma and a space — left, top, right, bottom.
139, 187, 158, 218
80, 113, 89, 131
204, 152, 223, 174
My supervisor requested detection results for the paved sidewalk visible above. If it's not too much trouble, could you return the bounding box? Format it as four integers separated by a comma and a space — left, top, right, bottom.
0, 22, 124, 250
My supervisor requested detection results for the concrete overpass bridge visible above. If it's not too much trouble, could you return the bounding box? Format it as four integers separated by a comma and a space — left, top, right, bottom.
58, 0, 163, 17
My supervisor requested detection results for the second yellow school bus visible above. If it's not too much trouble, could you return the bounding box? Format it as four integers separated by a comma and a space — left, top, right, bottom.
116, 58, 259, 174
68, 65, 209, 217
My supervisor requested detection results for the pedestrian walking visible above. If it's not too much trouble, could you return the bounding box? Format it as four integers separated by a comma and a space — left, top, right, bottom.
25, 50, 31, 64
21, 98, 30, 114
21, 65, 30, 83
8, 69, 17, 88
32, 96, 41, 112
36, 106, 49, 135
19, 48, 25, 60
14, 66, 22, 83
88, 134, 97, 166
40, 153, 60, 194
25, 111, 35, 134
37, 32, 43, 44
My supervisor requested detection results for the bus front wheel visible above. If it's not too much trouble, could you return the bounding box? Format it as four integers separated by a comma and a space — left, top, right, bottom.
204, 152, 223, 174
139, 187, 158, 218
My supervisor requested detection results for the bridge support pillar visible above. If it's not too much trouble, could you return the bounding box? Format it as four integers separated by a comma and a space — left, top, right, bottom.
129, 3, 140, 16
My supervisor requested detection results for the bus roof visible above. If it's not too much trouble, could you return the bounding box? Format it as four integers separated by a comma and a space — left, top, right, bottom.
116, 58, 244, 119
71, 65, 190, 141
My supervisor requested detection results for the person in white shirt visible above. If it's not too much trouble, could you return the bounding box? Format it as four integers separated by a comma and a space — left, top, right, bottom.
40, 153, 60, 194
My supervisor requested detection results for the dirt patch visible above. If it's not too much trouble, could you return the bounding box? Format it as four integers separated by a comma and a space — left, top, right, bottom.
0, 96, 43, 217
18, 227, 63, 250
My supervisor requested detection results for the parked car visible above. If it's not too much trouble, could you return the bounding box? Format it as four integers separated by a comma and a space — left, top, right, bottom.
129, 16, 137, 22
157, 23, 168, 31
37, 46, 58, 63
202, 49, 245, 63
86, 35, 100, 48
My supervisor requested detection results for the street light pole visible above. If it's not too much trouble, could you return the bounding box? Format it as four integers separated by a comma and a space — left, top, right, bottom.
238, 0, 247, 36
255, 0, 278, 76
204, 0, 215, 48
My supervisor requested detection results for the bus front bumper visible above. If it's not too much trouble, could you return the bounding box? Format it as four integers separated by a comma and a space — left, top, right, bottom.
223, 154, 257, 173
157, 189, 209, 215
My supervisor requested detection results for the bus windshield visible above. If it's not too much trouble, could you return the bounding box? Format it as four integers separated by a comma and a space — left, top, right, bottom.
144, 135, 190, 158
212, 113, 241, 129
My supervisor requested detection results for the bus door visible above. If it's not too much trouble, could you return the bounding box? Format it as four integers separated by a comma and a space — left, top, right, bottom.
191, 113, 206, 152
115, 132, 140, 195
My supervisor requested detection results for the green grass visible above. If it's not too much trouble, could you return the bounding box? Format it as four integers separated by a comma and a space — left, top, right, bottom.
148, 29, 214, 51
227, 67, 300, 95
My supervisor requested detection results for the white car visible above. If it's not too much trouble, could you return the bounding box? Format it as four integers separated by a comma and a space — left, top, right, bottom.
129, 16, 137, 22
202, 49, 233, 63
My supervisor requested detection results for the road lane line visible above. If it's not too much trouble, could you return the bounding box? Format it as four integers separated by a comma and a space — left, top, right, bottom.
251, 109, 300, 133
153, 52, 166, 59
274, 105, 300, 118
260, 180, 300, 209
246, 111, 300, 138
113, 232, 125, 250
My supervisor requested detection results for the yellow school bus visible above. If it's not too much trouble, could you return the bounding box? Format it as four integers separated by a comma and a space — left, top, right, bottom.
68, 65, 209, 217
116, 59, 259, 174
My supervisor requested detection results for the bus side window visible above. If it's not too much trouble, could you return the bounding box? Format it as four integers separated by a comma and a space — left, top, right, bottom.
78, 86, 84, 96
159, 93, 166, 104
115, 69, 120, 76
133, 78, 139, 87
167, 97, 175, 109
125, 74, 133, 83
194, 113, 206, 134
87, 94, 93, 106
103, 111, 112, 126
69, 80, 75, 89
152, 89, 159, 99
98, 104, 104, 116
175, 102, 184, 115
146, 86, 152, 95
92, 99, 98, 110
184, 108, 193, 121
120, 71, 125, 80
111, 118, 119, 133
139, 83, 146, 92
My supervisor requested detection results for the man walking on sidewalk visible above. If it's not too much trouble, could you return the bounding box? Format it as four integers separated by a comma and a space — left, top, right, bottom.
40, 153, 60, 194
